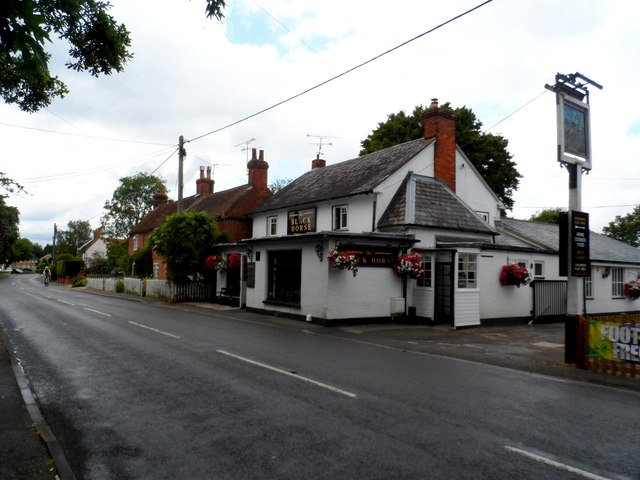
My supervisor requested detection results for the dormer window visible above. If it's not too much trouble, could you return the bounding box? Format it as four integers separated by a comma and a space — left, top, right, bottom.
333, 205, 348, 230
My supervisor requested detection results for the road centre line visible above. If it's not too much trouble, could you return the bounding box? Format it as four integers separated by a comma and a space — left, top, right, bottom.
505, 446, 612, 480
83, 307, 111, 317
217, 349, 357, 399
128, 321, 181, 339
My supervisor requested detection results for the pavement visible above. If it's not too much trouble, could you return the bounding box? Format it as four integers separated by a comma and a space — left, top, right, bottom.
2, 292, 639, 479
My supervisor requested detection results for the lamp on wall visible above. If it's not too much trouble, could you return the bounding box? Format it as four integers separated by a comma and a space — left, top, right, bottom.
315, 243, 323, 262
246, 245, 253, 261
602, 266, 610, 278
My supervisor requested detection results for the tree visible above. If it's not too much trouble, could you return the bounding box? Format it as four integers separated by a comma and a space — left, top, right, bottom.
102, 173, 167, 238
1, 172, 25, 196
12, 238, 36, 261
529, 208, 565, 224
55, 219, 92, 255
269, 177, 294, 194
602, 206, 640, 247
1, 0, 226, 112
0, 196, 19, 264
359, 103, 521, 211
152, 212, 220, 282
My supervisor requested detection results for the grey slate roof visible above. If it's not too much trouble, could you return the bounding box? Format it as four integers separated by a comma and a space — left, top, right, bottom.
378, 174, 495, 235
252, 138, 433, 213
496, 218, 640, 264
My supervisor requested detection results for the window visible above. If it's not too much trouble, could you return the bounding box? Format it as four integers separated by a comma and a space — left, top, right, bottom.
611, 268, 624, 298
153, 262, 160, 280
333, 205, 348, 230
267, 216, 277, 236
534, 261, 545, 278
417, 255, 432, 287
133, 234, 140, 251
267, 250, 302, 306
476, 211, 489, 223
458, 253, 477, 288
584, 269, 593, 299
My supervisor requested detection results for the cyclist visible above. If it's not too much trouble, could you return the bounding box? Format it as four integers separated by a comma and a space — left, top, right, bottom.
43, 267, 51, 286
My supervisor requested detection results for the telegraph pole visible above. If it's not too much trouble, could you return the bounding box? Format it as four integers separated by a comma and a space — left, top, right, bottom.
177, 135, 185, 213
545, 72, 602, 363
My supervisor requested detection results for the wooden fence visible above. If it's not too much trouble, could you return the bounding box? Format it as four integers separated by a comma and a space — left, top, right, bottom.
577, 314, 640, 378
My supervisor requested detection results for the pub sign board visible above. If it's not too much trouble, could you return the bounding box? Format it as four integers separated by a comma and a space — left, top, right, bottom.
339, 246, 397, 268
288, 208, 316, 235
571, 210, 590, 277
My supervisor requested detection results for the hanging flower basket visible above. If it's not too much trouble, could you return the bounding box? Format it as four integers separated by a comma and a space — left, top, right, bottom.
499, 263, 532, 287
327, 247, 358, 277
394, 252, 424, 278
226, 253, 241, 269
205, 255, 225, 272
624, 281, 640, 299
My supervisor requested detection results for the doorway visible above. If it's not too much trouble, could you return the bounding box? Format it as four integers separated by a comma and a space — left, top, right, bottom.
434, 252, 454, 325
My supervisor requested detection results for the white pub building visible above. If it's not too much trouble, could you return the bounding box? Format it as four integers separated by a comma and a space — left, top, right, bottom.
217, 99, 640, 327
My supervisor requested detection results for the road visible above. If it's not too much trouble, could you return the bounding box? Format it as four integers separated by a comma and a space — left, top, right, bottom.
1, 274, 638, 479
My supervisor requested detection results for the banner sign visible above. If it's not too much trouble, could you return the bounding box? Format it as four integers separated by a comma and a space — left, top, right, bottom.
588, 320, 640, 364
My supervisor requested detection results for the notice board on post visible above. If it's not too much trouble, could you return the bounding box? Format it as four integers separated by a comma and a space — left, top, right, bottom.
571, 210, 590, 277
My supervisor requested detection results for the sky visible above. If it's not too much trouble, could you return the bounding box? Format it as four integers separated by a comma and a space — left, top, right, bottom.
2, 0, 639, 248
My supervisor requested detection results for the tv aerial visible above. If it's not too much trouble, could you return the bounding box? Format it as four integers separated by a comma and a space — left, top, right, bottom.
307, 134, 339, 159
235, 138, 256, 162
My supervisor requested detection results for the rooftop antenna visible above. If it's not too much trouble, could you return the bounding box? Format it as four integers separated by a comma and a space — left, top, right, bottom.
307, 134, 338, 159
234, 138, 256, 162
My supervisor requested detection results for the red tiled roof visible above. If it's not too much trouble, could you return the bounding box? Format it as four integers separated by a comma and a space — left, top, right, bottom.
129, 185, 262, 235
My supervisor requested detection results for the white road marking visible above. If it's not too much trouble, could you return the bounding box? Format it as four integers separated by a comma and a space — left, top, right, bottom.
128, 321, 181, 339
56, 299, 75, 306
505, 446, 612, 480
83, 307, 111, 317
217, 349, 357, 399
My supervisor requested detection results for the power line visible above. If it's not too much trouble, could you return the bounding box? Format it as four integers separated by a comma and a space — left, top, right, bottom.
0, 121, 173, 146
187, 0, 493, 144
251, 0, 317, 53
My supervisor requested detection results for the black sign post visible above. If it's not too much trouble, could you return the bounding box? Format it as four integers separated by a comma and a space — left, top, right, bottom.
571, 210, 590, 277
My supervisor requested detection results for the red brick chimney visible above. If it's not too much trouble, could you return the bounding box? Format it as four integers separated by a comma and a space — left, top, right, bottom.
248, 148, 269, 190
153, 189, 169, 208
311, 154, 326, 169
423, 98, 456, 192
196, 166, 214, 195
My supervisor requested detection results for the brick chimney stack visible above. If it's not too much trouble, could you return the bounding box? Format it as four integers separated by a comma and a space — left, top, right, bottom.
311, 154, 326, 170
423, 98, 456, 192
247, 148, 269, 190
153, 189, 169, 208
196, 165, 214, 195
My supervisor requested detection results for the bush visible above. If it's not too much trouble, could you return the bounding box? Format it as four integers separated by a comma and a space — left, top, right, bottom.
115, 279, 125, 293
72, 277, 87, 288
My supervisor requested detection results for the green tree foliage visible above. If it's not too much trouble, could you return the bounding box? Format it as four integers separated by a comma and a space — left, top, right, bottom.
0, 172, 26, 197
11, 237, 36, 261
1, 0, 226, 112
602, 205, 640, 247
152, 212, 220, 282
0, 196, 19, 263
528, 208, 565, 224
55, 220, 92, 255
106, 239, 129, 275
359, 103, 521, 211
130, 246, 153, 278
102, 173, 167, 238
269, 177, 294, 194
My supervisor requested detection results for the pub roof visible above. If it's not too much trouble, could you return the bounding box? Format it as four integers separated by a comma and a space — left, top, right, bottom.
251, 138, 433, 214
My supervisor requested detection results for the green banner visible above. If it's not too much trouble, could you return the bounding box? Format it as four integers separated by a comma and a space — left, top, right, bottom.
588, 320, 640, 364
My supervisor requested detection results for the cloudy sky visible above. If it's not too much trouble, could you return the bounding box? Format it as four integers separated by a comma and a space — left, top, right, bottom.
2, 0, 639, 247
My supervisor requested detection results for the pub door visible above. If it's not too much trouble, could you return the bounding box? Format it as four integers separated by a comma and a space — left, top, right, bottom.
434, 253, 454, 325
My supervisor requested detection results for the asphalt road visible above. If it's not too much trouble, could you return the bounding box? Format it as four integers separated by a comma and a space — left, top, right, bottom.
1, 274, 638, 479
